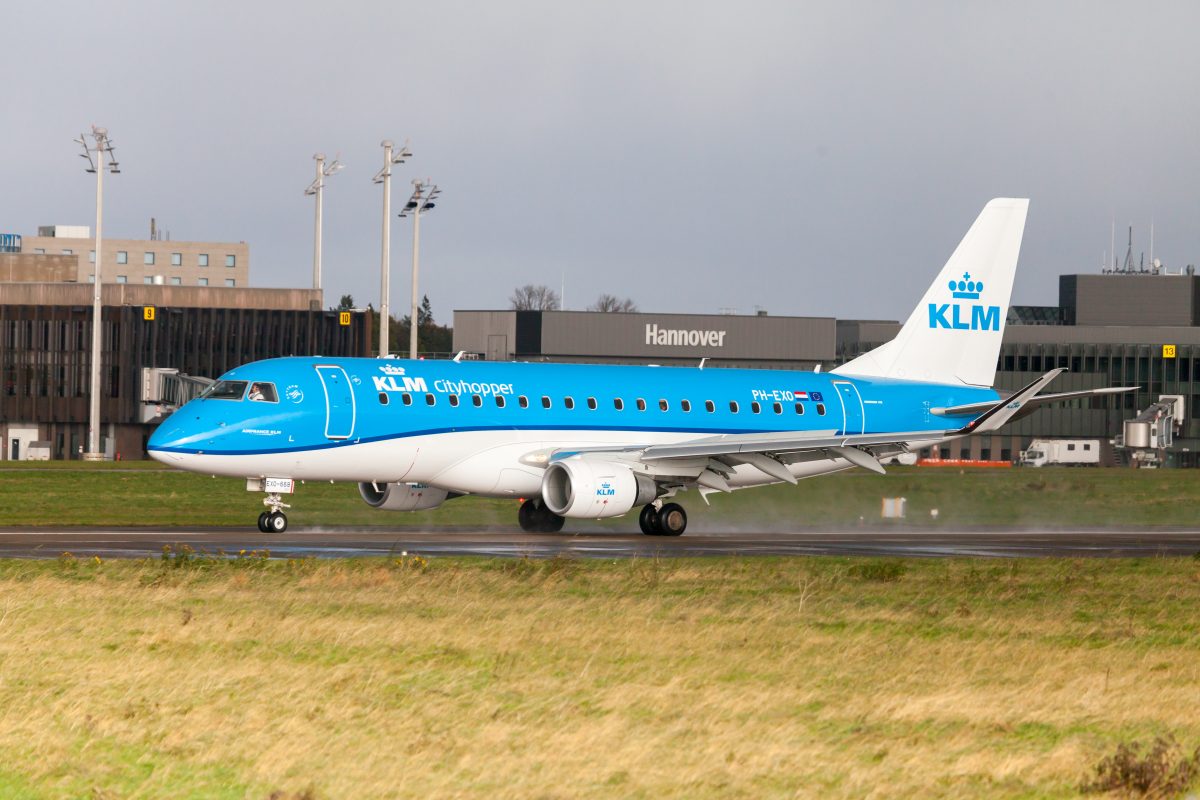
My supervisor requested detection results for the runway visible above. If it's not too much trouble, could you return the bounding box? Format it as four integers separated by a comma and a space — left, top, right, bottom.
1, 527, 1199, 559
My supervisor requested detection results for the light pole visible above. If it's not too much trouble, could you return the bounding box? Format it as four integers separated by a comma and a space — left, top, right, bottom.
304, 152, 343, 291
372, 139, 412, 357
399, 179, 440, 359
75, 126, 119, 461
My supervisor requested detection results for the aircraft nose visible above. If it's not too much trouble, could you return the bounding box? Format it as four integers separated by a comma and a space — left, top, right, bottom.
147, 422, 188, 463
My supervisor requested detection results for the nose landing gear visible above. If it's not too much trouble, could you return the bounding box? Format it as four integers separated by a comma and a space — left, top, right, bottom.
257, 493, 290, 533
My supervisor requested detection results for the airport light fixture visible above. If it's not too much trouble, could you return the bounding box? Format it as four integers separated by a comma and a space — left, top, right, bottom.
399, 179, 440, 359
75, 126, 120, 461
304, 153, 344, 291
372, 139, 412, 357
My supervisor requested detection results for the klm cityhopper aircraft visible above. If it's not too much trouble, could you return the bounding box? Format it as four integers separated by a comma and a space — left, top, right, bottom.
148, 199, 1130, 535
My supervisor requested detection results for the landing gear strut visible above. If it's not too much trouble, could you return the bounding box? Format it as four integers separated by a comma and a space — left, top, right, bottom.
518, 499, 565, 533
639, 502, 687, 536
257, 493, 290, 533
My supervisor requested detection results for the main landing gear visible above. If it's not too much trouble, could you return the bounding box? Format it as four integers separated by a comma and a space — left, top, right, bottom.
639, 502, 687, 536
256, 493, 290, 533
518, 499, 565, 533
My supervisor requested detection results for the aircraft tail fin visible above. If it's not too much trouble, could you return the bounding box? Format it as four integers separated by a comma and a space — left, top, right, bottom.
833, 198, 1029, 387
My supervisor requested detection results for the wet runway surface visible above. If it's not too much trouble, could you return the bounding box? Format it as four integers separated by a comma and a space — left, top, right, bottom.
1, 527, 1199, 559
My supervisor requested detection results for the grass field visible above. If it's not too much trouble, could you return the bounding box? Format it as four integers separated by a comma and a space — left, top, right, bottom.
2, 462, 1200, 530
0, 555, 1197, 798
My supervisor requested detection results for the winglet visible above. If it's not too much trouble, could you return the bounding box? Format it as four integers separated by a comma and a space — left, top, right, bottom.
958, 368, 1064, 435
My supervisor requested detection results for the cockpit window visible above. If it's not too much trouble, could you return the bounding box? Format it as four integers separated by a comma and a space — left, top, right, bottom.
201, 380, 247, 400
247, 382, 278, 402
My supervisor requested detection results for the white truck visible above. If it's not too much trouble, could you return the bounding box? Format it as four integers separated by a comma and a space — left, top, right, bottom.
1019, 438, 1101, 467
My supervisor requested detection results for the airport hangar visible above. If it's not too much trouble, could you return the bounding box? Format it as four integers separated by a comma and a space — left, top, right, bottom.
454, 271, 1200, 467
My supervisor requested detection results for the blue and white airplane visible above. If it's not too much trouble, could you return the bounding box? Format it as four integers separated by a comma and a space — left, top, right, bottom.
148, 199, 1130, 535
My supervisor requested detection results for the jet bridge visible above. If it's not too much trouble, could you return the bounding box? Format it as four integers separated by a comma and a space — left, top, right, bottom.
1116, 395, 1183, 467
140, 367, 213, 423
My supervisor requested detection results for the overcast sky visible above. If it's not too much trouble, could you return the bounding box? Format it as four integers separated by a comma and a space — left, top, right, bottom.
4, 1, 1199, 323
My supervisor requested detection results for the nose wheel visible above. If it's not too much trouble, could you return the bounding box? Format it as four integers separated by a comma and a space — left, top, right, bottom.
257, 493, 290, 533
639, 502, 687, 536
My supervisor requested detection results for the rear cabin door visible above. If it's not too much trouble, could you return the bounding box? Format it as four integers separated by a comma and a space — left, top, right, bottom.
315, 365, 356, 439
832, 380, 866, 435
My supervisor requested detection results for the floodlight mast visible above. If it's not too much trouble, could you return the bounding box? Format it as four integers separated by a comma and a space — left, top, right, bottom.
75, 126, 119, 461
372, 139, 411, 357
305, 153, 343, 291
399, 179, 440, 359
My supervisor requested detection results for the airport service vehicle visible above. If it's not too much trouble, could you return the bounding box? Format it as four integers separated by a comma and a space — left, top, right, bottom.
1019, 438, 1101, 467
148, 199, 1132, 535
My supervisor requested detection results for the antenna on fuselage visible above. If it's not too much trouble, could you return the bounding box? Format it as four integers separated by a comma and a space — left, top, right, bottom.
453, 351, 465, 363
698, 358, 707, 370
814, 364, 822, 373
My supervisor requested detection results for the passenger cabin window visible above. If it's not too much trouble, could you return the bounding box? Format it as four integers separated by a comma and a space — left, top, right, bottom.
729, 401, 739, 413
425, 393, 436, 406
542, 396, 552, 409
519, 395, 529, 408
378, 393, 389, 405
449, 394, 459, 407
705, 400, 715, 413
816, 403, 826, 416
202, 380, 247, 400
247, 382, 278, 402
495, 396, 506, 408
795, 402, 805, 415
472, 395, 482, 407
658, 399, 669, 411
587, 397, 597, 410
751, 401, 761, 414
614, 398, 624, 411
564, 397, 575, 410
681, 400, 692, 412
636, 398, 647, 411
402, 393, 412, 406
772, 402, 782, 414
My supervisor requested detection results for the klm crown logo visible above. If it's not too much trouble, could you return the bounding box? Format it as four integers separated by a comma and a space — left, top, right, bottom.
378, 364, 407, 376
928, 272, 1000, 331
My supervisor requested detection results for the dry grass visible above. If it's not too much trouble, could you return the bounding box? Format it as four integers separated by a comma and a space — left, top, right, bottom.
0, 555, 1198, 798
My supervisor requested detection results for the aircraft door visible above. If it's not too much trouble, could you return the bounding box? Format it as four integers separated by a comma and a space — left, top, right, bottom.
832, 381, 866, 435
315, 365, 356, 439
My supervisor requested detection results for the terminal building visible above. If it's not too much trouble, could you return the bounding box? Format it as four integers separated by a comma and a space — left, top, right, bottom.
456, 271, 1200, 467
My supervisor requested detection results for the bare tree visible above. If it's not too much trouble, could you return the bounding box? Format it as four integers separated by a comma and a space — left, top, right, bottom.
509, 284, 561, 311
588, 294, 638, 313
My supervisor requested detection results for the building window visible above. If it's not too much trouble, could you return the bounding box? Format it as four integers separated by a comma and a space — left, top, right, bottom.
144, 252, 155, 265
170, 277, 182, 286
116, 251, 127, 264
225, 254, 236, 267
171, 252, 182, 266
34, 248, 45, 254
143, 277, 153, 284
116, 275, 127, 284
86, 275, 95, 283
198, 278, 209, 286
89, 250, 95, 263
62, 249, 73, 255
225, 279, 236, 287
198, 254, 209, 267
680, 400, 692, 412
614, 398, 624, 410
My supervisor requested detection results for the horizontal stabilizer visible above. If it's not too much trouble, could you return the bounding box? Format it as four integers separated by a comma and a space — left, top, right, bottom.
955, 369, 1064, 435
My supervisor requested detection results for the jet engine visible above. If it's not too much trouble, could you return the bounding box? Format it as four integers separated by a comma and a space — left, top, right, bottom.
541, 457, 658, 518
358, 482, 450, 512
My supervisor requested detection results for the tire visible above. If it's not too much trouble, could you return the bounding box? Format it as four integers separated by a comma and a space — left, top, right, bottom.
257, 511, 270, 532
537, 507, 566, 533
638, 504, 661, 536
518, 499, 539, 532
658, 503, 687, 536
267, 512, 288, 533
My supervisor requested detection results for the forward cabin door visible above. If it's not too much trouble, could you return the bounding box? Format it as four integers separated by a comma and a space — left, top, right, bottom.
315, 365, 356, 439
832, 380, 866, 435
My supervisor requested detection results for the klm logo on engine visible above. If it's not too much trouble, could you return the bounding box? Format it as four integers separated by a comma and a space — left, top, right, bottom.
928, 273, 1000, 331
596, 481, 615, 497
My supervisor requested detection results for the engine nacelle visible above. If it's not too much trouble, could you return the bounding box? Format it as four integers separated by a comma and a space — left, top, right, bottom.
358, 482, 450, 512
541, 458, 657, 518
